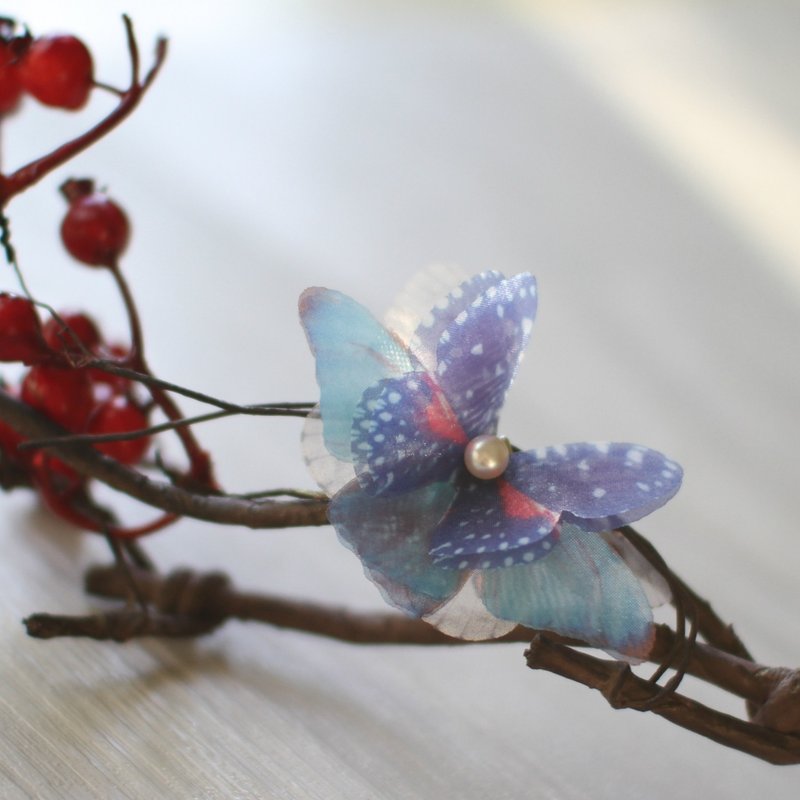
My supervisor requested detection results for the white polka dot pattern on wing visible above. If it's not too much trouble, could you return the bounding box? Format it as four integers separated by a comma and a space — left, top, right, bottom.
507, 442, 683, 532
303, 272, 683, 653
429, 472, 559, 569
433, 273, 538, 439
351, 373, 464, 495
404, 272, 507, 374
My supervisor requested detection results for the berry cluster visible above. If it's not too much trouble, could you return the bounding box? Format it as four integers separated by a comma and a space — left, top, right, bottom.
0, 17, 203, 537
0, 18, 94, 116
0, 183, 150, 528
0, 171, 199, 533
0, 303, 152, 528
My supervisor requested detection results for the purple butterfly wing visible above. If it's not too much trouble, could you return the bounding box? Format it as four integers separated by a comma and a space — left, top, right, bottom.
409, 271, 505, 371
429, 473, 560, 569
507, 443, 683, 531
350, 372, 465, 495
435, 273, 538, 438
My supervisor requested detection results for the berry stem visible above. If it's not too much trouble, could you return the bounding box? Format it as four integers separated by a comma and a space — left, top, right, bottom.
84, 357, 315, 415
107, 260, 218, 488
92, 80, 125, 98
0, 16, 167, 207
18, 404, 310, 453
106, 512, 178, 539
34, 460, 177, 537
109, 262, 143, 359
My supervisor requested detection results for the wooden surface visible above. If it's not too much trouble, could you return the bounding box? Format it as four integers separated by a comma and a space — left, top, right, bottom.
2, 1, 799, 797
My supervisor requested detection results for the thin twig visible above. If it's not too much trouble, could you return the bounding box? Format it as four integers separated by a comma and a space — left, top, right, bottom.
0, 17, 167, 205
19, 404, 310, 452
85, 357, 315, 416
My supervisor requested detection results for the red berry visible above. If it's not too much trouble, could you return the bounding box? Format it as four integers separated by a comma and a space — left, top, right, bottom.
87, 342, 131, 392
31, 449, 80, 486
0, 293, 48, 363
21, 364, 94, 430
0, 40, 22, 114
29, 452, 87, 526
17, 34, 93, 110
87, 396, 150, 464
0, 417, 24, 461
61, 193, 130, 267
43, 311, 102, 354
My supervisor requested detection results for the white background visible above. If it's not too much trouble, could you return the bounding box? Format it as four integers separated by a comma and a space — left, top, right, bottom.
1, 1, 799, 797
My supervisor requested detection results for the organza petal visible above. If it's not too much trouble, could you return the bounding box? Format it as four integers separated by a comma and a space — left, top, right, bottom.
429, 474, 559, 570
384, 264, 473, 359
301, 408, 356, 495
393, 269, 506, 373
351, 372, 466, 495
436, 273, 537, 438
508, 443, 683, 531
600, 530, 672, 608
481, 523, 655, 659
299, 288, 415, 462
328, 480, 461, 616
422, 573, 517, 641
300, 275, 683, 649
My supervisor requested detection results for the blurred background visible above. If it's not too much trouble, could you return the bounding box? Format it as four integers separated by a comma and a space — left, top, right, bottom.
2, 1, 799, 797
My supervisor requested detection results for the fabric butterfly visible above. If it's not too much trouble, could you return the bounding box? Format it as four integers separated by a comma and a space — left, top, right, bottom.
299, 270, 682, 659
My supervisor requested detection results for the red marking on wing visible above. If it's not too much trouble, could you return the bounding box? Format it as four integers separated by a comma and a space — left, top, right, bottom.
421, 376, 467, 445
499, 479, 558, 522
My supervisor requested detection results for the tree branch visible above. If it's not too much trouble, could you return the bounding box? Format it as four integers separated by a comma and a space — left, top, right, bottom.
22, 560, 800, 765
0, 389, 328, 529
17, 561, 794, 733
525, 635, 800, 766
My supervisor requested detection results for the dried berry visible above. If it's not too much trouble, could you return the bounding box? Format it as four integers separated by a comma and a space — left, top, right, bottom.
87, 343, 131, 392
0, 417, 24, 462
21, 364, 94, 430
0, 293, 48, 363
42, 311, 102, 354
87, 395, 150, 464
17, 34, 93, 110
30, 449, 80, 487
61, 192, 130, 267
0, 39, 22, 114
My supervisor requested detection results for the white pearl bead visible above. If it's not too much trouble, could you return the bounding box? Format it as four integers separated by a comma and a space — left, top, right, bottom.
464, 435, 511, 480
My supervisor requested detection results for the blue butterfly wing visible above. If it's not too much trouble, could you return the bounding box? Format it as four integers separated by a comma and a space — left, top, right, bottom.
299, 288, 415, 462
480, 523, 654, 659
422, 573, 518, 641
435, 273, 538, 438
507, 443, 683, 530
329, 479, 461, 615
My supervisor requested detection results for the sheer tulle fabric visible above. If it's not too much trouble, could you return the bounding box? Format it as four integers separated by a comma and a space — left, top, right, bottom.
299, 270, 681, 658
